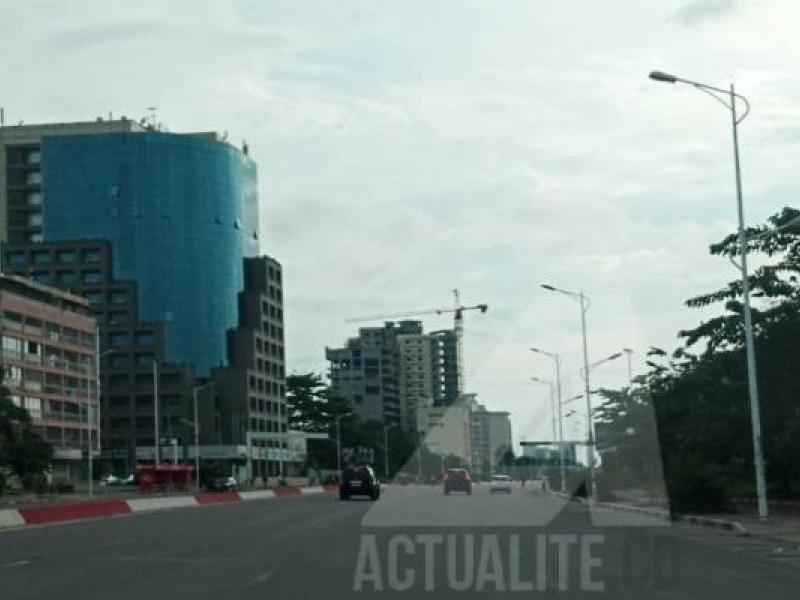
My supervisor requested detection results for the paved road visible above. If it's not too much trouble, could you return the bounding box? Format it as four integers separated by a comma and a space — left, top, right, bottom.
1, 483, 799, 598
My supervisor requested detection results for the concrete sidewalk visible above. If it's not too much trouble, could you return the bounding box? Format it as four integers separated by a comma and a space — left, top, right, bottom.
727, 507, 800, 548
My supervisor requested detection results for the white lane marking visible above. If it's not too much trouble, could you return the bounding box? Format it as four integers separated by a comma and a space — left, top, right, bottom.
1, 560, 30, 570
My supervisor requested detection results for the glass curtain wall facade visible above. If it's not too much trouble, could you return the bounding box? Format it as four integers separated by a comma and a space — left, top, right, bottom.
40, 132, 259, 374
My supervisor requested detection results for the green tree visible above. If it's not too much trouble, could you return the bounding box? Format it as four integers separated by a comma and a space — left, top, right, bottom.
0, 382, 53, 491
286, 373, 351, 433
597, 207, 800, 509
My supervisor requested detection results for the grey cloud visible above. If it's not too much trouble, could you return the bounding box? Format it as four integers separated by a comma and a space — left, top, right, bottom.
672, 0, 736, 25
47, 19, 179, 48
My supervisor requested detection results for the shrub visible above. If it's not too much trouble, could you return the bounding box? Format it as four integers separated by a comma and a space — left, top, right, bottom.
666, 459, 729, 515
28, 473, 49, 496
52, 479, 75, 494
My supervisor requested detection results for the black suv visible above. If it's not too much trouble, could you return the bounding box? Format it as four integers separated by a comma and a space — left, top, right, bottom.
339, 466, 381, 500
444, 468, 472, 495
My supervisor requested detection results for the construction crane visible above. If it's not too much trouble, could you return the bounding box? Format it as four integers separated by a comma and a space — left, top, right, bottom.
346, 289, 488, 395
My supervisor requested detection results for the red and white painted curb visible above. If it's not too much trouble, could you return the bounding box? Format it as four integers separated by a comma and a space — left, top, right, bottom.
0, 485, 336, 530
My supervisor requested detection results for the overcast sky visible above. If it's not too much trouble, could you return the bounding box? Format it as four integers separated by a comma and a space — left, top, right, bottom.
3, 0, 799, 447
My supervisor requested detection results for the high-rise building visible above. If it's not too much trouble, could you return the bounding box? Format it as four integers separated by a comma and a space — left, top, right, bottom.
0, 274, 98, 480
326, 321, 420, 426
327, 321, 462, 431
2, 240, 197, 473
397, 331, 435, 432
429, 329, 459, 406
1, 119, 259, 374
208, 256, 293, 482
468, 399, 513, 477
0, 119, 145, 246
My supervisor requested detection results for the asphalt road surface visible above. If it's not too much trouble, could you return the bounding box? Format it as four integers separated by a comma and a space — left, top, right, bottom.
1, 482, 799, 599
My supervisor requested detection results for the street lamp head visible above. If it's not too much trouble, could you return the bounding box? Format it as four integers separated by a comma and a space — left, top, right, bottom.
649, 70, 678, 84
607, 352, 623, 361
623, 347, 633, 354
540, 284, 556, 291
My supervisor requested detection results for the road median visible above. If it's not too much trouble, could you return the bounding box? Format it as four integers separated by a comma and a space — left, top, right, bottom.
0, 484, 335, 530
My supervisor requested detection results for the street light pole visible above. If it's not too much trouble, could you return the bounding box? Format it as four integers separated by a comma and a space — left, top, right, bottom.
530, 374, 563, 492
649, 70, 768, 520
383, 424, 396, 481
278, 398, 284, 483
191, 382, 215, 491
541, 284, 596, 500
153, 359, 160, 465
531, 347, 566, 493
623, 348, 634, 388
577, 291, 595, 499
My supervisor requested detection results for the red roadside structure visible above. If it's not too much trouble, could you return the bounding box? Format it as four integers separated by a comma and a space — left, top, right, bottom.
136, 464, 194, 492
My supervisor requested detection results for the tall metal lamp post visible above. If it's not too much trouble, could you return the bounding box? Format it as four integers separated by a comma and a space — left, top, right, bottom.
649, 70, 767, 519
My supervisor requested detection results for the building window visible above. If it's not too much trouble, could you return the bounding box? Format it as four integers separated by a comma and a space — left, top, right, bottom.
24, 340, 40, 364
108, 311, 127, 325
45, 323, 59, 341
5, 251, 25, 265
29, 233, 43, 243
82, 270, 102, 283
24, 397, 42, 421
56, 250, 77, 264
110, 417, 131, 429
28, 192, 42, 207
109, 373, 130, 387
136, 396, 153, 411
26, 172, 41, 185
32, 271, 51, 284
28, 213, 42, 227
57, 270, 78, 285
2, 336, 22, 360
84, 290, 102, 305
3, 365, 22, 386
61, 327, 78, 345
24, 319, 42, 337
135, 353, 154, 367
109, 291, 127, 304
22, 371, 43, 392
110, 396, 129, 409
109, 332, 128, 347
134, 332, 154, 346
82, 249, 101, 263
109, 354, 129, 368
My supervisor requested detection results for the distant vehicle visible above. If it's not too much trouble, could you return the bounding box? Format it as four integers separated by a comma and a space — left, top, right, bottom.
100, 474, 123, 486
340, 466, 380, 500
444, 468, 472, 495
121, 474, 137, 486
489, 474, 512, 494
206, 476, 238, 492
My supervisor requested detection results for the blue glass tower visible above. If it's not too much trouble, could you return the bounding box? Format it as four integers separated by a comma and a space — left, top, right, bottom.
41, 131, 259, 374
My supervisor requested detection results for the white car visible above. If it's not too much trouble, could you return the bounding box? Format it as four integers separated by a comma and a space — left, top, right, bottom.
489, 474, 512, 493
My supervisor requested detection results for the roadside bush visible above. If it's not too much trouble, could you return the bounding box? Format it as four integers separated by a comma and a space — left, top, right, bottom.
28, 473, 49, 496
666, 460, 729, 515
52, 479, 75, 494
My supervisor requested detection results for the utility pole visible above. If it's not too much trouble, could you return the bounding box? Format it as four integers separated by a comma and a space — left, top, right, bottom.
623, 348, 634, 388
153, 359, 160, 465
